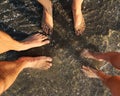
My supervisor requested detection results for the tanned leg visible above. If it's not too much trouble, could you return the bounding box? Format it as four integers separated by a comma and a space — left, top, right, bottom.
0, 56, 52, 95
81, 66, 120, 96
0, 31, 50, 54
81, 49, 120, 70
38, 0, 53, 35
72, 0, 85, 35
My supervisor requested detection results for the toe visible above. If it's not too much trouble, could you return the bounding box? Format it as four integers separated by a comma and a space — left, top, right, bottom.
44, 63, 52, 70
41, 36, 49, 40
75, 26, 85, 36
75, 29, 82, 36
42, 40, 50, 45
46, 57, 52, 62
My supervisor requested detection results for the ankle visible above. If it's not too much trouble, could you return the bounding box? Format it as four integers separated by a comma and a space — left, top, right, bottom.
16, 41, 32, 51
11, 42, 24, 51
16, 57, 33, 68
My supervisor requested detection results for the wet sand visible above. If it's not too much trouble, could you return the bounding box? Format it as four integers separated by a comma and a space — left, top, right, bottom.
0, 0, 120, 96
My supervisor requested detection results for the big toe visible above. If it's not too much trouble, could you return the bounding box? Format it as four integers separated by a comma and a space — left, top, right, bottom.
43, 63, 52, 70
46, 57, 52, 62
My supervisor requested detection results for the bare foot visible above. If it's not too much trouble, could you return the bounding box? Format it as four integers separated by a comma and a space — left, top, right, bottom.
75, 16, 85, 36
81, 66, 98, 78
72, 0, 85, 36
81, 49, 104, 61
41, 9, 53, 35
18, 56, 52, 70
72, 9, 85, 36
81, 49, 95, 59
21, 33, 50, 51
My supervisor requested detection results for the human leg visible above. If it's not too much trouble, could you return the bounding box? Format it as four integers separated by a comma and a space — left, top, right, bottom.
0, 31, 50, 54
0, 56, 52, 94
72, 0, 85, 35
38, 0, 53, 35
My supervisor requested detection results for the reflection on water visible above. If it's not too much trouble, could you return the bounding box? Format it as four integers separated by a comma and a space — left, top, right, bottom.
0, 0, 120, 96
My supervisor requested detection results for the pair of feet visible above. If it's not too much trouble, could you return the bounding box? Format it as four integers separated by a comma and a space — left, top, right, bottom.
81, 49, 104, 78
41, 4, 85, 35
18, 33, 52, 70
81, 49, 120, 78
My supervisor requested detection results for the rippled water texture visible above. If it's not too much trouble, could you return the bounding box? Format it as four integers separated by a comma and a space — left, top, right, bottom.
0, 0, 120, 96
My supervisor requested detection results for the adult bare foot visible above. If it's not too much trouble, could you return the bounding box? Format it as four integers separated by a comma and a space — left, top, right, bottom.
72, 0, 85, 36
81, 66, 98, 78
81, 49, 95, 59
37, 0, 53, 35
18, 56, 52, 70
81, 49, 104, 61
73, 14, 85, 35
20, 33, 50, 51
41, 9, 53, 35
0, 31, 50, 54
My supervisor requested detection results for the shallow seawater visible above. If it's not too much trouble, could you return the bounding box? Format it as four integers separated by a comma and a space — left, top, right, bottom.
0, 0, 120, 96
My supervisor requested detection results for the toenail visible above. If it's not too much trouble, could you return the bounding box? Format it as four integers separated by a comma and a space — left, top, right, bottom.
49, 63, 52, 66
48, 58, 52, 61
